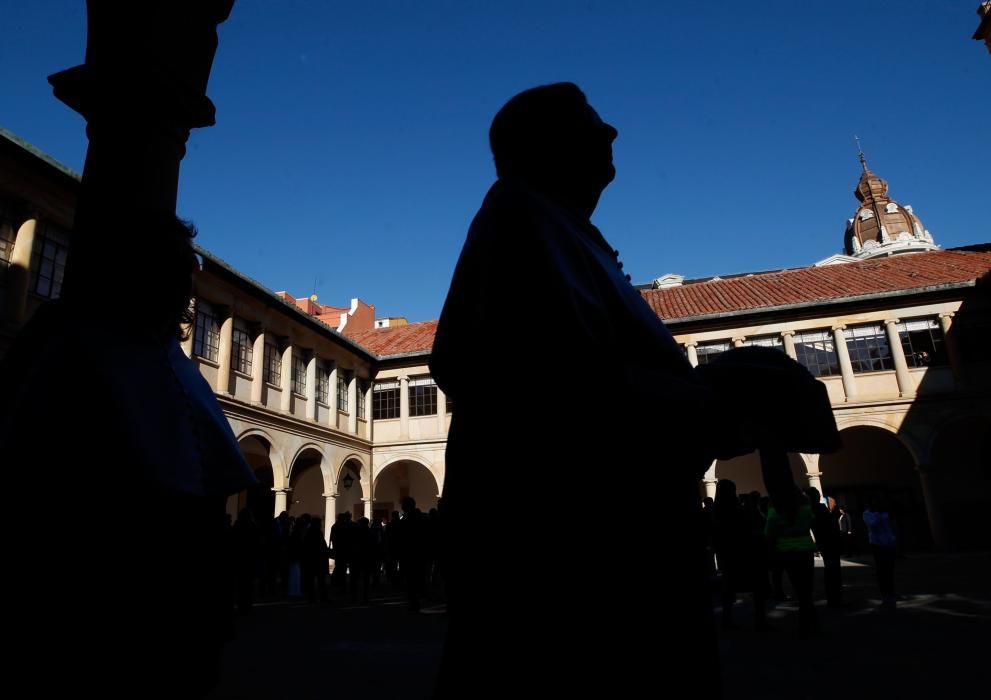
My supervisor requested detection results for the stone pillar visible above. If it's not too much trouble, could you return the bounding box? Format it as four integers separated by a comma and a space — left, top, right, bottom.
939, 312, 964, 382
305, 355, 318, 420
215, 310, 234, 395
323, 493, 337, 542
685, 342, 698, 368
280, 343, 293, 413
362, 497, 372, 520
328, 362, 338, 428
702, 461, 718, 500
364, 381, 374, 440
347, 372, 358, 434
885, 319, 915, 398
917, 466, 950, 550
273, 488, 290, 517
781, 330, 797, 360
732, 336, 745, 349
436, 384, 447, 434
399, 375, 410, 439
5, 218, 38, 323
832, 324, 857, 401
250, 330, 266, 405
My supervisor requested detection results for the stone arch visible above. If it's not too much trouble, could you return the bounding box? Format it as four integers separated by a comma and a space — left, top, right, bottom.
287, 445, 328, 519
334, 456, 366, 520
820, 423, 930, 550
372, 457, 440, 521
235, 427, 288, 489
227, 432, 278, 524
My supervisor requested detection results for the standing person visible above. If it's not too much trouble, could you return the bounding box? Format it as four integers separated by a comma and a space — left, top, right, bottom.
863, 495, 898, 608
837, 505, 854, 557
764, 491, 819, 638
429, 82, 751, 698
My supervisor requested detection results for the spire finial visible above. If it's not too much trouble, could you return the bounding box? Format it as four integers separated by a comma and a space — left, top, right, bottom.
854, 135, 868, 173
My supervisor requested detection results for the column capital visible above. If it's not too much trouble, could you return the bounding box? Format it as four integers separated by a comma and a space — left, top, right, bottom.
938, 311, 955, 320
831, 323, 847, 332
322, 492, 337, 500
702, 478, 718, 485
683, 340, 698, 348
272, 487, 291, 494
884, 318, 901, 326
780, 329, 795, 338
732, 337, 746, 347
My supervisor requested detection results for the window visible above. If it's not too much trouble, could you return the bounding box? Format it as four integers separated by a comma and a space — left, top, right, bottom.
409, 376, 437, 417
794, 330, 840, 378
291, 354, 307, 395
264, 342, 281, 385
30, 224, 69, 299
337, 370, 351, 412
845, 324, 893, 373
695, 341, 730, 366
0, 203, 15, 287
373, 380, 400, 419
898, 318, 946, 368
316, 365, 331, 404
743, 335, 784, 351
231, 327, 253, 375
193, 304, 220, 362
357, 380, 367, 419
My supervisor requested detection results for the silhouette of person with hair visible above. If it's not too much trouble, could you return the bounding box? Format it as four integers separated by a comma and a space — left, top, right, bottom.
1, 215, 255, 696
430, 83, 746, 698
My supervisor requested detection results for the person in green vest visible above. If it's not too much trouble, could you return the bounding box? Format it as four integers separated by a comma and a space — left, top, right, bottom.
764, 489, 820, 638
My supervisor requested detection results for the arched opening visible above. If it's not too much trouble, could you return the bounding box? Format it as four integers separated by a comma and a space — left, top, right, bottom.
372, 459, 439, 522
228, 435, 276, 524
820, 425, 929, 550
714, 451, 806, 497
288, 448, 325, 518
929, 416, 991, 549
336, 458, 365, 520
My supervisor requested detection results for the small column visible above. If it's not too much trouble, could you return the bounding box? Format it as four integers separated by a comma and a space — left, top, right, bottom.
917, 466, 949, 550
781, 330, 797, 360
939, 313, 964, 382
885, 319, 915, 398
436, 384, 447, 434
832, 324, 857, 401
215, 310, 234, 395
399, 375, 410, 439
323, 493, 337, 542
685, 342, 699, 368
5, 218, 38, 323
280, 343, 293, 413
362, 497, 372, 520
273, 488, 290, 516
802, 453, 823, 497
328, 362, 338, 428
702, 461, 718, 500
731, 336, 745, 348
364, 381, 374, 440
347, 372, 358, 434
250, 330, 266, 405
305, 355, 318, 420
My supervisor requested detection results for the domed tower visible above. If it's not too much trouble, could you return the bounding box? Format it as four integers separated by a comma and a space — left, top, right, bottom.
844, 151, 938, 259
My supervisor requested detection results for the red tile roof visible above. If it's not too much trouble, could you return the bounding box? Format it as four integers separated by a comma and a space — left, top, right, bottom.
348, 320, 439, 356
349, 248, 991, 357
641, 248, 991, 321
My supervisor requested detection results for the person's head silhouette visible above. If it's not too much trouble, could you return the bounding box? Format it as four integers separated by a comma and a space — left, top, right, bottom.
489, 82, 618, 219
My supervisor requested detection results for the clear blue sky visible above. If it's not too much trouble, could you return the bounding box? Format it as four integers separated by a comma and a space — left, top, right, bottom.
2, 1, 988, 322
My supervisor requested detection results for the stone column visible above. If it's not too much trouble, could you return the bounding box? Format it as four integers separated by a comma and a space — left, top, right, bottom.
917, 466, 949, 550
436, 384, 447, 434
347, 372, 358, 434
328, 362, 338, 428
362, 497, 372, 520
280, 343, 293, 413
399, 375, 410, 439
250, 330, 266, 405
781, 330, 797, 360
832, 324, 857, 401
939, 312, 964, 382
323, 493, 337, 542
273, 488, 290, 517
885, 319, 915, 398
180, 319, 194, 358
305, 355, 318, 420
685, 342, 699, 368
215, 310, 234, 395
702, 461, 718, 500
364, 381, 374, 440
5, 218, 38, 323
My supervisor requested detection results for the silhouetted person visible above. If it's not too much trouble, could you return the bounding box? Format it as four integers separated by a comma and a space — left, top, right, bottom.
864, 495, 898, 608
1, 216, 255, 696
430, 83, 749, 698
232, 507, 261, 613
398, 497, 427, 611
837, 505, 854, 557
807, 487, 843, 607
765, 489, 819, 638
